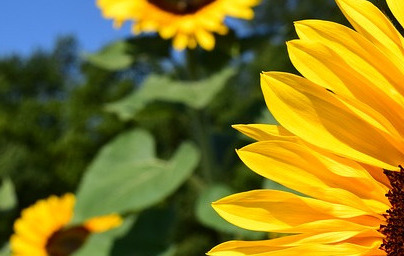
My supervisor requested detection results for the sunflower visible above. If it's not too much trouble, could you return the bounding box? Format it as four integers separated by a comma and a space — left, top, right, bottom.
97, 0, 261, 51
209, 0, 404, 255
10, 193, 122, 256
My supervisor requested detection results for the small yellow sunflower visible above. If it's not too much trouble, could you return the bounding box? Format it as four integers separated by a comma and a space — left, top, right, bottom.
209, 0, 404, 255
10, 193, 122, 256
97, 0, 261, 51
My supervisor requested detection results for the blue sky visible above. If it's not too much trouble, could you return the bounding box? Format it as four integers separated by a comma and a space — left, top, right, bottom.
0, 1, 132, 56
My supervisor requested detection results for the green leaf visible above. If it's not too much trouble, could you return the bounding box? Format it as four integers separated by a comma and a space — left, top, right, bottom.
0, 243, 10, 256
73, 215, 136, 256
73, 129, 200, 223
195, 184, 264, 239
84, 37, 171, 71
85, 41, 133, 71
106, 68, 235, 121
0, 178, 17, 211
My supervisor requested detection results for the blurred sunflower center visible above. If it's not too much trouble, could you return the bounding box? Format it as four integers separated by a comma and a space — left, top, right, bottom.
380, 168, 404, 255
45, 226, 90, 256
147, 0, 216, 14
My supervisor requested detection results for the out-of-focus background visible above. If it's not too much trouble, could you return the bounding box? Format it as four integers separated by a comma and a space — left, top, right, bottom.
0, 0, 356, 255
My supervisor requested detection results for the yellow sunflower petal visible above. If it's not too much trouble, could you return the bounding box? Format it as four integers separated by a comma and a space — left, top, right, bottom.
224, 4, 255, 20
363, 163, 392, 189
287, 39, 404, 136
386, 0, 404, 30
208, 230, 382, 256
209, 241, 381, 256
13, 219, 47, 246
187, 37, 198, 49
173, 34, 189, 51
10, 235, 48, 256
336, 0, 404, 63
295, 20, 404, 104
49, 193, 75, 228
195, 29, 216, 51
212, 190, 380, 233
261, 72, 404, 170
233, 124, 391, 206
232, 124, 295, 141
237, 140, 390, 213
83, 214, 123, 233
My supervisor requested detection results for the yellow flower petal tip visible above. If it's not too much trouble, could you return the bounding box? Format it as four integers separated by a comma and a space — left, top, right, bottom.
83, 214, 123, 233
10, 194, 122, 256
97, 0, 261, 51
211, 0, 404, 255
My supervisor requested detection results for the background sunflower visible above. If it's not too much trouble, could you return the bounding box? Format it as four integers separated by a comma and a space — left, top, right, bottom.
97, 0, 261, 50
10, 194, 121, 256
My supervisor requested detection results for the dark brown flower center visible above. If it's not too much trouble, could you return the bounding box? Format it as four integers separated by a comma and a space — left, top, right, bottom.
45, 226, 90, 256
380, 167, 404, 255
147, 0, 215, 14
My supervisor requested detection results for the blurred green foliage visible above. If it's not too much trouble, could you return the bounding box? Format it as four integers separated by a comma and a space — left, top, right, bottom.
73, 129, 200, 222
0, 178, 16, 211
0, 0, 347, 255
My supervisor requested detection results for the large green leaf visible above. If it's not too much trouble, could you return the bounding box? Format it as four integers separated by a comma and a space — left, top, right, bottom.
85, 41, 134, 71
106, 68, 235, 121
195, 183, 264, 239
73, 129, 200, 222
0, 178, 17, 211
85, 37, 171, 71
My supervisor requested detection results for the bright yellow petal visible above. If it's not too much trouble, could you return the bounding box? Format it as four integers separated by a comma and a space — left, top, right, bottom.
208, 230, 382, 256
336, 0, 404, 64
195, 29, 215, 51
13, 219, 47, 246
232, 124, 296, 142
10, 235, 47, 256
386, 0, 404, 30
287, 39, 404, 137
173, 34, 189, 51
233, 124, 391, 208
209, 241, 381, 256
237, 140, 390, 212
362, 163, 392, 189
83, 214, 122, 233
261, 72, 404, 170
212, 190, 380, 233
224, 3, 255, 20
295, 20, 404, 106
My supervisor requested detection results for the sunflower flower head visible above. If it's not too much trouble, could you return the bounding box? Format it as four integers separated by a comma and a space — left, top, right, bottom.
10, 193, 122, 256
209, 0, 404, 255
97, 0, 261, 51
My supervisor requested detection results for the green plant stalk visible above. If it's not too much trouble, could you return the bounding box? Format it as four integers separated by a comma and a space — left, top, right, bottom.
184, 49, 216, 183
188, 109, 216, 182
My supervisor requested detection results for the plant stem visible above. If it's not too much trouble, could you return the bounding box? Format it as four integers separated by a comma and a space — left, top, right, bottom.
184, 49, 216, 182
